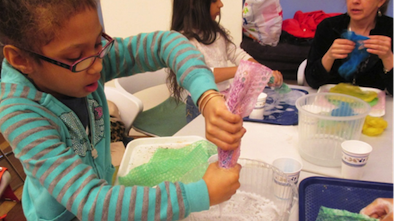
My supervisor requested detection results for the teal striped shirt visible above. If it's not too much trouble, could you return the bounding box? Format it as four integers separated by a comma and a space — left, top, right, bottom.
0, 31, 216, 221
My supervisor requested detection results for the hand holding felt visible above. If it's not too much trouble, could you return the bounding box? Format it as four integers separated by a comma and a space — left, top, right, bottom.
218, 60, 272, 168
203, 93, 245, 152
360, 198, 393, 221
203, 162, 241, 206
338, 31, 370, 80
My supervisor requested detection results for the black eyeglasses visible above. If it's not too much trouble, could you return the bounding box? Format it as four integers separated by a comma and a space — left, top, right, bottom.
25, 32, 114, 72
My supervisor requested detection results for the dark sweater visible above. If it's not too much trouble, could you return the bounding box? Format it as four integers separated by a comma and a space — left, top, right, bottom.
305, 14, 393, 95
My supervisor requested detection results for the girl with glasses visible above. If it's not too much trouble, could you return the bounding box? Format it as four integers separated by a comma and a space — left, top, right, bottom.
0, 0, 245, 220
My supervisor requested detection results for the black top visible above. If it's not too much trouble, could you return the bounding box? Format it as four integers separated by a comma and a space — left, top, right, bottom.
305, 14, 393, 95
58, 96, 89, 130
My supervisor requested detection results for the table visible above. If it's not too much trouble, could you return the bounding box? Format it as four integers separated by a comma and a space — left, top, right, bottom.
174, 85, 393, 220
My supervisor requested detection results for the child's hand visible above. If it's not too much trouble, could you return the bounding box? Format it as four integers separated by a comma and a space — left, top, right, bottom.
267, 70, 283, 87
203, 161, 241, 206
360, 198, 393, 221
201, 94, 246, 151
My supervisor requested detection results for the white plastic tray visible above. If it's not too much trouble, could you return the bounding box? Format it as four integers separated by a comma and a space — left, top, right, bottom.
317, 84, 385, 117
115, 136, 205, 185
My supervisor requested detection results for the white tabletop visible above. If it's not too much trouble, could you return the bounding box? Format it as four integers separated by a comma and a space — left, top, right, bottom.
175, 85, 393, 183
174, 85, 393, 220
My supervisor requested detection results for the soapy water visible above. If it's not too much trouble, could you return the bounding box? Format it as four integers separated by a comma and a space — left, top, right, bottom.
261, 88, 307, 125
183, 190, 280, 221
263, 88, 306, 116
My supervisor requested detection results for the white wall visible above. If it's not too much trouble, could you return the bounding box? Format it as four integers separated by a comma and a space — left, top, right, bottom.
99, 0, 243, 46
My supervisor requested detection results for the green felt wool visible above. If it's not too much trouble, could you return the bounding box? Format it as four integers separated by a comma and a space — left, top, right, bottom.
132, 97, 187, 136
315, 206, 378, 221
118, 140, 217, 187
268, 76, 292, 94
368, 97, 379, 107
275, 83, 292, 94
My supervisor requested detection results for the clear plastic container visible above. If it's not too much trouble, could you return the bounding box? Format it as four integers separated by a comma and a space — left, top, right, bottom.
295, 93, 371, 167
180, 158, 298, 221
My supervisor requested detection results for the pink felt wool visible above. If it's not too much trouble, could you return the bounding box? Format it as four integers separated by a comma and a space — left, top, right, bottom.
219, 60, 272, 168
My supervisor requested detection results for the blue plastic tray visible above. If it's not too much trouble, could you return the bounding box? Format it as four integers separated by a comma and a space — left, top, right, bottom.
244, 87, 308, 125
299, 176, 393, 221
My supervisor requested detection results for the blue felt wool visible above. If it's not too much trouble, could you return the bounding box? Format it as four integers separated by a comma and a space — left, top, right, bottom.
331, 102, 355, 117
338, 31, 370, 80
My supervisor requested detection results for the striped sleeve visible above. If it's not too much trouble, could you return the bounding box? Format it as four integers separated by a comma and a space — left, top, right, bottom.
0, 95, 209, 220
101, 31, 218, 105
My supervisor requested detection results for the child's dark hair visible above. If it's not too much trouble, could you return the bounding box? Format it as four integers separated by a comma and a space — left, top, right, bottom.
0, 0, 97, 69
168, 0, 233, 102
171, 0, 232, 45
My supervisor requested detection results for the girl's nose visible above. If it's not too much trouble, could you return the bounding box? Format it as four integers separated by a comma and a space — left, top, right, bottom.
87, 58, 103, 75
218, 0, 224, 7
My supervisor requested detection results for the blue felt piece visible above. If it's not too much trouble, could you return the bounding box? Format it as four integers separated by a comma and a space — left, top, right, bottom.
338, 31, 370, 80
331, 102, 355, 117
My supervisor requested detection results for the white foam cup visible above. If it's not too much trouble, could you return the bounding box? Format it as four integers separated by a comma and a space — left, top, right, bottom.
341, 140, 372, 180
272, 157, 303, 199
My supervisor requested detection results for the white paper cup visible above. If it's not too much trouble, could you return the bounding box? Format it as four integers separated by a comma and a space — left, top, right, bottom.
341, 140, 372, 180
272, 157, 303, 199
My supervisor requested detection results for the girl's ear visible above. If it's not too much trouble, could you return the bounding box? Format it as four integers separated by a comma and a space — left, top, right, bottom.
3, 45, 34, 74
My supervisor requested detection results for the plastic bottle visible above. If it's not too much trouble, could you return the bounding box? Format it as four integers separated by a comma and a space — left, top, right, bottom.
249, 92, 267, 120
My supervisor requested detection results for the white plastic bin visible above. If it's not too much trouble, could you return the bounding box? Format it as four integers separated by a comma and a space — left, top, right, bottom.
296, 93, 371, 167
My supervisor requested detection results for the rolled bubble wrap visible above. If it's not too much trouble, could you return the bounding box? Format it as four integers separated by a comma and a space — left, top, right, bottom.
219, 60, 272, 168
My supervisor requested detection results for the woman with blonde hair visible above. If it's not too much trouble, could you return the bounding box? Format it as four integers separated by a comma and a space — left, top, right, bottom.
305, 0, 393, 95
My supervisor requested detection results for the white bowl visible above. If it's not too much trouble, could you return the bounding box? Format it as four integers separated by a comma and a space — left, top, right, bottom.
181, 157, 298, 221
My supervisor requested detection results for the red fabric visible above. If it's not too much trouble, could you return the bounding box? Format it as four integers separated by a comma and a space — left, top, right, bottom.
1, 185, 19, 202
282, 10, 342, 38
0, 167, 8, 180
0, 214, 7, 221
0, 167, 19, 202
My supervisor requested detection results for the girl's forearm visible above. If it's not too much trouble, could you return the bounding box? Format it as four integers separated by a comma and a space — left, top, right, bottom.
212, 66, 238, 83
212, 58, 259, 83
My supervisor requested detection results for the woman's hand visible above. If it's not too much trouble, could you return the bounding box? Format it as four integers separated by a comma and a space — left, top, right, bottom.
200, 91, 246, 151
203, 161, 241, 206
364, 35, 393, 71
360, 198, 393, 221
364, 36, 392, 60
327, 39, 355, 60
322, 39, 355, 72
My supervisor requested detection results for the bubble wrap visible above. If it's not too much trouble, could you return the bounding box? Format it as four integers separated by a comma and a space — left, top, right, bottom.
118, 140, 217, 187
219, 60, 272, 168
